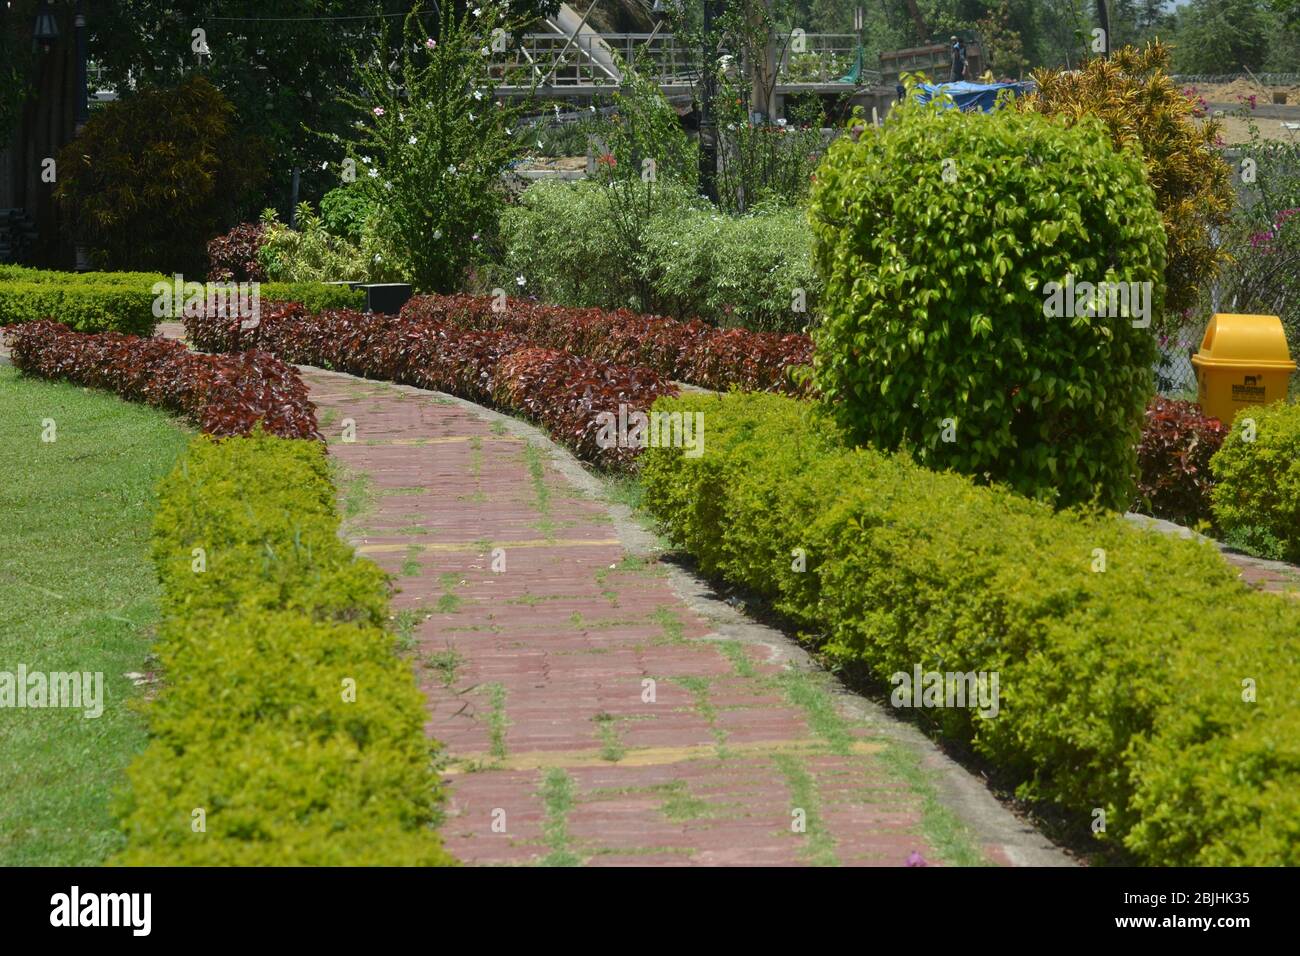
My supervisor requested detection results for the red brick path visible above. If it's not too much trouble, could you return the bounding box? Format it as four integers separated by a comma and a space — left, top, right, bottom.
302, 368, 959, 867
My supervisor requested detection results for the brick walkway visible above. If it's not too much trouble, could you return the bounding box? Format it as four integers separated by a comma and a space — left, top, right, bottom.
302, 367, 989, 867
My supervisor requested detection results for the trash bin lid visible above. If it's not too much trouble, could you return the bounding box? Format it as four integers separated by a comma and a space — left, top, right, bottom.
1191, 313, 1297, 370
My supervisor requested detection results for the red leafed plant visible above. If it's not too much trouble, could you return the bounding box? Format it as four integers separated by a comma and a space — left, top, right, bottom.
1133, 397, 1229, 526
206, 222, 268, 282
184, 301, 675, 470
401, 294, 814, 395
492, 348, 679, 469
3, 320, 318, 440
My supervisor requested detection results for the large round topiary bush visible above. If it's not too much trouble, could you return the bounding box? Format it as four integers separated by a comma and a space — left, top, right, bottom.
809, 94, 1166, 510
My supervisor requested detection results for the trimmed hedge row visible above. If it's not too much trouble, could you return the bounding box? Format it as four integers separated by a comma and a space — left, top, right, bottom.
184, 302, 678, 470
641, 391, 1300, 865
3, 320, 319, 440
115, 431, 455, 865
0, 266, 364, 335
401, 293, 813, 396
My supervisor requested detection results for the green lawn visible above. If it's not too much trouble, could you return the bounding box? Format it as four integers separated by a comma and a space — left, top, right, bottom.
0, 365, 190, 865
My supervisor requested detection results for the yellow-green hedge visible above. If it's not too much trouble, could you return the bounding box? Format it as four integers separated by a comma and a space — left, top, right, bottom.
1211, 401, 1300, 562
113, 430, 454, 866
640, 391, 1300, 865
0, 266, 364, 336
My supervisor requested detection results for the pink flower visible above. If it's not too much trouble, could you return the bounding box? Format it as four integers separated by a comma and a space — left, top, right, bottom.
905, 851, 927, 867
373, 107, 385, 117
425, 38, 436, 49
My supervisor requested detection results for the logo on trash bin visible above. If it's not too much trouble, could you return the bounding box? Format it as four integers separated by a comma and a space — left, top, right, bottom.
1232, 375, 1266, 403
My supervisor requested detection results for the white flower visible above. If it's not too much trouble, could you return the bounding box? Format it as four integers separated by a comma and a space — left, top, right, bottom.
384, 181, 393, 190
361, 155, 371, 164
448, 164, 456, 174
589, 105, 596, 112
468, 112, 475, 121
515, 275, 526, 286
374, 254, 383, 262
473, 7, 481, 16
409, 135, 418, 145
319, 161, 329, 170
776, 118, 788, 127
473, 89, 483, 100
368, 168, 379, 178
480, 46, 490, 56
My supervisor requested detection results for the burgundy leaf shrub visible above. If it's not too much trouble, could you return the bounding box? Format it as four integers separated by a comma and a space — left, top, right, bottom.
4, 320, 318, 440
184, 303, 676, 469
492, 348, 679, 470
1133, 397, 1229, 526
401, 294, 813, 395
207, 222, 268, 283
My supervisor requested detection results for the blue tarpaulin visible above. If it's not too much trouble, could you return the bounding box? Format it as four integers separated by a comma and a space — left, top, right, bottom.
913, 81, 1033, 112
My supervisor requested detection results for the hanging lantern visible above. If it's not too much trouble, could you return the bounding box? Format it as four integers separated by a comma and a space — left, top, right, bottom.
33, 0, 60, 53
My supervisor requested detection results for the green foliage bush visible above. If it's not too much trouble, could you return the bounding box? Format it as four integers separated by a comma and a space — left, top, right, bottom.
259, 203, 394, 284
809, 96, 1166, 510
54, 75, 266, 275
0, 267, 364, 334
643, 201, 821, 331
114, 431, 454, 866
1210, 401, 1300, 562
0, 282, 157, 335
498, 178, 701, 313
641, 391, 1300, 865
498, 180, 815, 331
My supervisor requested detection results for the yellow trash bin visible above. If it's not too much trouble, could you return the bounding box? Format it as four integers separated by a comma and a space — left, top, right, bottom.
1191, 313, 1296, 425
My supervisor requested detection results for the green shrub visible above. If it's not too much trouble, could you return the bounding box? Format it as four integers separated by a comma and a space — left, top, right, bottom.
498, 178, 702, 311
115, 430, 453, 866
809, 96, 1166, 510
499, 180, 814, 330
642, 201, 820, 332
258, 203, 407, 285
1210, 401, 1300, 562
0, 282, 157, 335
641, 391, 1300, 865
0, 267, 363, 335
260, 281, 365, 313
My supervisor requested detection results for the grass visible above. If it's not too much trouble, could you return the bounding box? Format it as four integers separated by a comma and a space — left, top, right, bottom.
484, 682, 510, 759
425, 645, 466, 687
774, 753, 840, 867
538, 768, 582, 866
592, 712, 626, 762
0, 366, 191, 865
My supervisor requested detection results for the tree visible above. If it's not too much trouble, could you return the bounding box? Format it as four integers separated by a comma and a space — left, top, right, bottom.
54, 75, 266, 273
88, 1, 560, 215
1171, 0, 1272, 73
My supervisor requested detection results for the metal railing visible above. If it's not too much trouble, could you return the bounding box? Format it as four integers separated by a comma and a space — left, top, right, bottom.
500, 33, 876, 88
